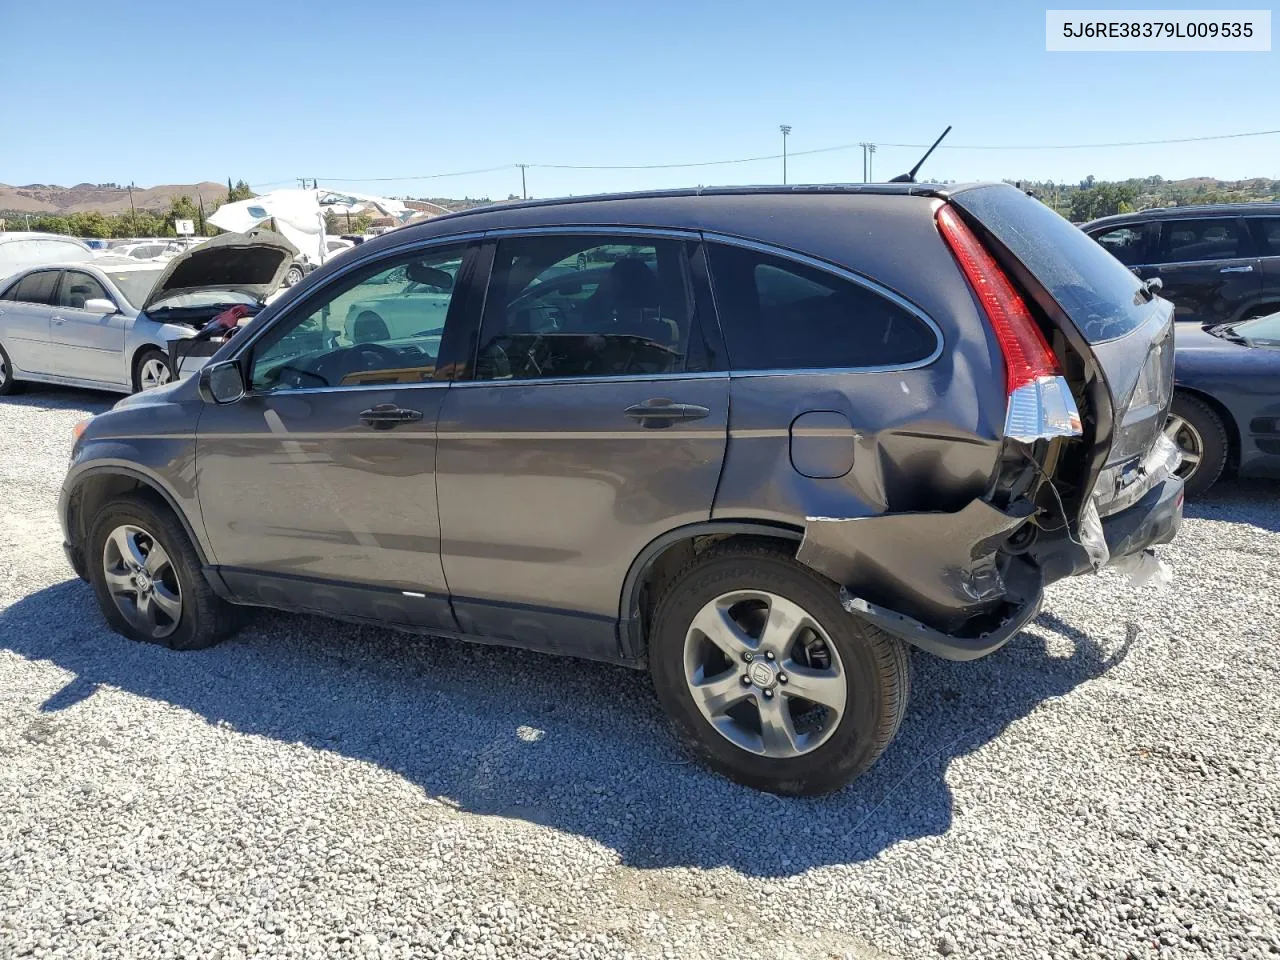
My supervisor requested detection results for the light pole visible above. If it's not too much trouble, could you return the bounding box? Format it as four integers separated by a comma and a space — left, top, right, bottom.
779, 125, 791, 185
858, 143, 877, 182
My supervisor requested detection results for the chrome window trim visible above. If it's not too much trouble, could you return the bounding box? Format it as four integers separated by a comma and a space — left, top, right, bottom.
450, 371, 724, 389
481, 225, 700, 241
699, 232, 945, 373
226, 231, 487, 363
244, 379, 452, 400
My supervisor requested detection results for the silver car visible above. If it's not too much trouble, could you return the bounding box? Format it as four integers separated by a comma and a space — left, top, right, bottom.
0, 232, 295, 395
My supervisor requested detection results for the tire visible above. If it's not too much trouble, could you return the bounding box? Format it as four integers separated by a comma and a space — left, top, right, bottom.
353, 311, 390, 343
132, 347, 173, 393
649, 542, 910, 796
284, 265, 305, 287
87, 493, 239, 650
1167, 392, 1229, 497
0, 341, 23, 396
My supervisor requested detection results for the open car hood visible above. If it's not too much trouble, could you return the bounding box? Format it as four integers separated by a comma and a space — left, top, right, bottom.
142, 230, 298, 312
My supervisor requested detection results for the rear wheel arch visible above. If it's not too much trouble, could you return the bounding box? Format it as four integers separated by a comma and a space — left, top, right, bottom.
619, 521, 804, 661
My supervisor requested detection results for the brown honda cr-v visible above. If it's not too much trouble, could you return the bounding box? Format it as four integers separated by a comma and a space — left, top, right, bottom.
60, 183, 1183, 794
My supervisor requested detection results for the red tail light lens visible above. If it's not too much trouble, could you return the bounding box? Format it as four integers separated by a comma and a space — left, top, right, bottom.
936, 203, 1081, 443
936, 204, 1060, 393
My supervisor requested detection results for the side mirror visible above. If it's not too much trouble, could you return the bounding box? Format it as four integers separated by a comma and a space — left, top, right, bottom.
198, 360, 246, 404
83, 298, 118, 314
405, 262, 453, 290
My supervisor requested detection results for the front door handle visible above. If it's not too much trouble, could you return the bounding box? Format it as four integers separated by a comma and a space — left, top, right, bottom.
1219, 264, 1254, 273
359, 403, 424, 430
51, 316, 66, 325
624, 398, 711, 428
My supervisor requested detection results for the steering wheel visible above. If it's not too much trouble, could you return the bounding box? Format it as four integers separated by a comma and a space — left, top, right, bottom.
346, 342, 401, 371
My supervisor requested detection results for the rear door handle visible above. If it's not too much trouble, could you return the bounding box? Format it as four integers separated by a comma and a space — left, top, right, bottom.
51, 316, 66, 325
1219, 265, 1254, 273
624, 398, 711, 428
359, 403, 424, 430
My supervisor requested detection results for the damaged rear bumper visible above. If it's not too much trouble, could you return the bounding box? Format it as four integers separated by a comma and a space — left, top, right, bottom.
798, 475, 1184, 662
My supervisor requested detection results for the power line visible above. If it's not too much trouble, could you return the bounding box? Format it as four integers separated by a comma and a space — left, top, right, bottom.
246, 127, 1280, 189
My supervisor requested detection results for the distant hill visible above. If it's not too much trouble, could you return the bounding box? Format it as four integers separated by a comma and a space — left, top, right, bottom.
0, 181, 228, 215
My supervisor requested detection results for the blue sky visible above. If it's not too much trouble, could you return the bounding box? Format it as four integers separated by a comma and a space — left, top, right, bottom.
2, 0, 1275, 199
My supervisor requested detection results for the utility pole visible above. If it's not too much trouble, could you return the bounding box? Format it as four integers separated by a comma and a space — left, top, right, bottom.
517, 164, 528, 200
127, 182, 138, 236
855, 144, 875, 183
779, 125, 792, 185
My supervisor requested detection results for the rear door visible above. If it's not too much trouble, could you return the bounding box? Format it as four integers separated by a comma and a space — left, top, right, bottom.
0, 269, 61, 375
49, 269, 129, 385
1149, 217, 1261, 325
434, 231, 729, 661
1246, 216, 1280, 315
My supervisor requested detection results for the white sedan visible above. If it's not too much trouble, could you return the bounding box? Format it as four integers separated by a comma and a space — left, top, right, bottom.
0, 232, 295, 395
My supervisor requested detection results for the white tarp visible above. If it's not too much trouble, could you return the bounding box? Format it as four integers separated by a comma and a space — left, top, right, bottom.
208, 189, 409, 266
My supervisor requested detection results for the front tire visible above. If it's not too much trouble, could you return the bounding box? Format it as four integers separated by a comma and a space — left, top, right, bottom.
649, 542, 910, 796
1167, 392, 1229, 497
284, 264, 305, 287
133, 347, 173, 393
87, 494, 239, 650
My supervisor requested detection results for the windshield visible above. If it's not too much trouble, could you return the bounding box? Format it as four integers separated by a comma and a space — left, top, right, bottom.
1236, 310, 1280, 343
104, 268, 164, 308
148, 290, 258, 311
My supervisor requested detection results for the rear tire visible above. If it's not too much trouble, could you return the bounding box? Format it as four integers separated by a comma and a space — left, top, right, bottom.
649, 542, 910, 796
1168, 392, 1229, 497
87, 493, 239, 650
0, 341, 23, 396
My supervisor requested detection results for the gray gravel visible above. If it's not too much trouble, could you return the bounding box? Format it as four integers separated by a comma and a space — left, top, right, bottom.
2, 383, 1279, 960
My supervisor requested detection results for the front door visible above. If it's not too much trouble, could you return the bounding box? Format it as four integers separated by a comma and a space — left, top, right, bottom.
1145, 217, 1261, 325
195, 242, 478, 632
48, 269, 129, 384
0, 269, 61, 375
435, 233, 729, 661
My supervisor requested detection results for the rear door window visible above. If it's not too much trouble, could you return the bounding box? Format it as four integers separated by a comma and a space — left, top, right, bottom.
1156, 218, 1248, 263
705, 243, 937, 371
12, 270, 60, 306
1090, 225, 1148, 266
1247, 218, 1280, 256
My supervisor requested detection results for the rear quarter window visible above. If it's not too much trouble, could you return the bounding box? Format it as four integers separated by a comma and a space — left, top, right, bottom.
706, 243, 939, 371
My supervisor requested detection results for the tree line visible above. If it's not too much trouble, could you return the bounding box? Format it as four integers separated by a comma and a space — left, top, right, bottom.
1016, 175, 1279, 222
3, 179, 254, 238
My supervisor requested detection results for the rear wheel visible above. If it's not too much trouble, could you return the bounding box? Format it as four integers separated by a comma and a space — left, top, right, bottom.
87, 494, 239, 650
649, 542, 910, 795
133, 347, 173, 392
0, 341, 22, 396
1166, 392, 1228, 497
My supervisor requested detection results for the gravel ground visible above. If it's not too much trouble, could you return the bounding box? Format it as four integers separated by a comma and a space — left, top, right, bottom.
1, 384, 1278, 960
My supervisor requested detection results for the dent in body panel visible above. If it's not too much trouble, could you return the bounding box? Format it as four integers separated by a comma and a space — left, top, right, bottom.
796, 498, 1034, 632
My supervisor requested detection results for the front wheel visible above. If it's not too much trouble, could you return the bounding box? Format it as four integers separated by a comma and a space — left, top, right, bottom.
133, 347, 173, 392
1166, 393, 1229, 497
284, 264, 305, 287
649, 543, 910, 795
87, 494, 240, 650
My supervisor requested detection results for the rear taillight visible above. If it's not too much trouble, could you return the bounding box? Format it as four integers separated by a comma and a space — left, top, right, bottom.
936, 204, 1082, 443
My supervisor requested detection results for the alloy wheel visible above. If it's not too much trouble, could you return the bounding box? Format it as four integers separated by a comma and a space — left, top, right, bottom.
140, 358, 172, 390
101, 524, 183, 639
1165, 414, 1202, 482
683, 590, 847, 759
0, 355, 7, 387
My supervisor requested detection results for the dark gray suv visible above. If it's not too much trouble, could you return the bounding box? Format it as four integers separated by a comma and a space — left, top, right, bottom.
60, 184, 1184, 795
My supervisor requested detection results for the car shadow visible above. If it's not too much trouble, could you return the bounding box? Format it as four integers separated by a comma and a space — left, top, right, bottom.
2, 382, 117, 412
1186, 475, 1280, 533
1, 580, 1132, 877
